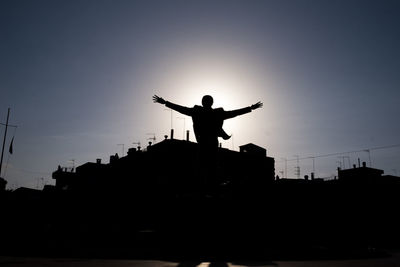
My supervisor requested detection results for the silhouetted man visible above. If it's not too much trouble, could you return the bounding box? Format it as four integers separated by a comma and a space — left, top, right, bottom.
153, 95, 262, 145
153, 94, 262, 194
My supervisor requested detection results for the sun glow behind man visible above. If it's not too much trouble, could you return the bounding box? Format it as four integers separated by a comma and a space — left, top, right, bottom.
146, 47, 275, 150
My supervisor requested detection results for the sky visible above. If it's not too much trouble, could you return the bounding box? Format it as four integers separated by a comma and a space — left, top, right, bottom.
1, 0, 400, 189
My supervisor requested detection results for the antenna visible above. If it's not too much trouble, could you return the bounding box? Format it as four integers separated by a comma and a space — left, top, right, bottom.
337, 160, 342, 169
132, 141, 141, 150
146, 133, 156, 143
281, 157, 287, 178
338, 156, 346, 169
293, 155, 300, 179
68, 159, 75, 170
310, 156, 315, 174
364, 149, 372, 167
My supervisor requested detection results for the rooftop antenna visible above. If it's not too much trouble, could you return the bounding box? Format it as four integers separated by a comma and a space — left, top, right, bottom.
311, 156, 315, 174
364, 149, 372, 167
117, 144, 125, 156
146, 133, 156, 143
68, 159, 75, 171
305, 156, 316, 177
337, 160, 342, 169
281, 157, 287, 178
338, 156, 347, 169
293, 155, 300, 179
132, 141, 141, 150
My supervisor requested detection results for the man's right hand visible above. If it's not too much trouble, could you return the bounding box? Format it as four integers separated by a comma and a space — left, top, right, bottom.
153, 95, 166, 105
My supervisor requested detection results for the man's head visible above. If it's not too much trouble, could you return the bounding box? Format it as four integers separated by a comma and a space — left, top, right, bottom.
202, 95, 213, 108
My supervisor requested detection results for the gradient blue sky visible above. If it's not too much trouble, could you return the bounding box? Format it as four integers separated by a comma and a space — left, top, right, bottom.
1, 0, 400, 188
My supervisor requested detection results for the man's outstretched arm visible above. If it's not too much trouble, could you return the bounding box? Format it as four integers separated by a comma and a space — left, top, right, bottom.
152, 95, 193, 116
223, 101, 263, 120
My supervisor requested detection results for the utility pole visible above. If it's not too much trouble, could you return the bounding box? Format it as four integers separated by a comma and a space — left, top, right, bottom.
0, 108, 10, 178
0, 108, 17, 178
0, 108, 10, 177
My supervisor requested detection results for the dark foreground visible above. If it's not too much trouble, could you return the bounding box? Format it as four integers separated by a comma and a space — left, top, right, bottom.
0, 249, 398, 267
1, 181, 400, 264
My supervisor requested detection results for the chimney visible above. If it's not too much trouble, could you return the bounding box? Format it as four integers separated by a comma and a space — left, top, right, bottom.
96, 158, 101, 164
362, 161, 366, 168
311, 172, 314, 180
353, 164, 356, 169
170, 129, 174, 139
186, 130, 190, 141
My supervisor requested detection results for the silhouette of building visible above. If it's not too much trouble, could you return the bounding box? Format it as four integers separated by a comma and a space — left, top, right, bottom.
52, 138, 275, 196
4, 137, 400, 256
0, 177, 6, 191
52, 165, 76, 190
239, 143, 266, 156
338, 161, 400, 184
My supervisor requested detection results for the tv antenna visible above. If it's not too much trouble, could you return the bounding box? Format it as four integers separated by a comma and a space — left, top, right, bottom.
132, 141, 141, 150
68, 159, 75, 170
146, 133, 156, 143
280, 157, 287, 178
293, 155, 300, 178
364, 149, 372, 167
